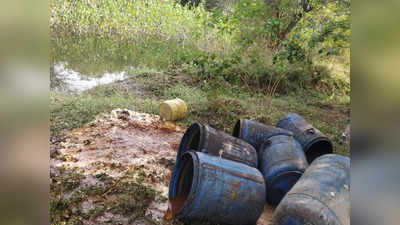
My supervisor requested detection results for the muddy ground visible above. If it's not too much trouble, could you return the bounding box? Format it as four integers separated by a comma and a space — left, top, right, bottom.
50, 108, 277, 225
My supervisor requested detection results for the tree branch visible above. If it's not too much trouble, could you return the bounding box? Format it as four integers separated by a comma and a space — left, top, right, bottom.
278, 0, 314, 40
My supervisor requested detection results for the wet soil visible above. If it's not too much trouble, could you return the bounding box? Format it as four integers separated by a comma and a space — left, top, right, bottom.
50, 108, 276, 224
51, 109, 184, 223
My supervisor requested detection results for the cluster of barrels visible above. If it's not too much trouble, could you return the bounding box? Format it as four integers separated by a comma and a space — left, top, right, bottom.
168, 113, 350, 225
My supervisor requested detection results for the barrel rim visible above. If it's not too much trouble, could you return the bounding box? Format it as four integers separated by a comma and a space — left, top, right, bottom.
159, 102, 173, 121
232, 119, 244, 138
172, 151, 200, 217
171, 124, 203, 199
303, 136, 333, 163
177, 123, 204, 159
266, 170, 303, 205
200, 124, 212, 151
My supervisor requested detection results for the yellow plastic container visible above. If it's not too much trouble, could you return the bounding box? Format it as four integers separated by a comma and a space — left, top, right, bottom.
159, 98, 188, 121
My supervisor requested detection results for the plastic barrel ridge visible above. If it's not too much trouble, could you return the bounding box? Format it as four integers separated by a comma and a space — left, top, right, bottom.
273, 154, 350, 225
170, 151, 266, 225
259, 135, 308, 205
233, 119, 293, 151
276, 113, 333, 163
159, 98, 188, 121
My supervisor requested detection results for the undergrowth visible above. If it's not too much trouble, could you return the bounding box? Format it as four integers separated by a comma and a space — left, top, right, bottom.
51, 72, 350, 155
50, 0, 350, 96
50, 167, 160, 224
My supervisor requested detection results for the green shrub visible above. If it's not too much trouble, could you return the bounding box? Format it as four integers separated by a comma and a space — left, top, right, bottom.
51, 0, 349, 97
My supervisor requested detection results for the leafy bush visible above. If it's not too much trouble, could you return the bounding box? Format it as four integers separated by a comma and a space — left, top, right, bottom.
51, 0, 350, 96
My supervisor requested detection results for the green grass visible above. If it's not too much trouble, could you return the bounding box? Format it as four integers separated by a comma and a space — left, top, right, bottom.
50, 0, 234, 72
51, 71, 349, 155
50, 0, 220, 41
50, 0, 349, 96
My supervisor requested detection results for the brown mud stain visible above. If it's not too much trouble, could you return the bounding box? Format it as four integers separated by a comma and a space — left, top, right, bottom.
170, 196, 187, 216
51, 108, 184, 222
51, 108, 276, 224
257, 204, 275, 225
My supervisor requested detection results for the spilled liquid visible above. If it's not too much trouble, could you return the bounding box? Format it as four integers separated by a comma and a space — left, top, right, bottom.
171, 196, 187, 214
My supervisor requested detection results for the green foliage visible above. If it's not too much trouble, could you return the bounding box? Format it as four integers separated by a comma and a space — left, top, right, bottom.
50, 2, 351, 222
51, 0, 209, 40
51, 0, 350, 96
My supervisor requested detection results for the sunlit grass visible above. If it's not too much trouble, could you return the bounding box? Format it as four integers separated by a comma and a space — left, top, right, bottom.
50, 0, 234, 51
50, 0, 349, 98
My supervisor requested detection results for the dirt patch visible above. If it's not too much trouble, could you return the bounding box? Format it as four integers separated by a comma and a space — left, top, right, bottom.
53, 108, 184, 190
257, 205, 275, 225
51, 109, 184, 224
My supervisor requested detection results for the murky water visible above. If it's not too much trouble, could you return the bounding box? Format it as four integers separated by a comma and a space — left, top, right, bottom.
51, 62, 128, 94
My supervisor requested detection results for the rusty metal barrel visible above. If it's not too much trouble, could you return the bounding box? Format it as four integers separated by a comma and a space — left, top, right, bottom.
276, 113, 333, 163
170, 151, 266, 225
259, 135, 308, 205
273, 154, 350, 225
177, 123, 258, 167
233, 119, 293, 151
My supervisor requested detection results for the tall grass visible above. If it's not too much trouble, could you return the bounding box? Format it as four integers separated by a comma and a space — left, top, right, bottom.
50, 0, 350, 98
50, 0, 244, 76
50, 0, 234, 51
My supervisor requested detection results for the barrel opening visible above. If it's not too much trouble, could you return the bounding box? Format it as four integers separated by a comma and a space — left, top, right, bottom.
189, 128, 201, 151
267, 171, 303, 205
306, 139, 333, 163
232, 119, 241, 138
171, 154, 194, 214
178, 123, 202, 157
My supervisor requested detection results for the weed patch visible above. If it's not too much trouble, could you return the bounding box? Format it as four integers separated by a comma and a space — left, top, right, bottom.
51, 0, 349, 96
50, 166, 160, 224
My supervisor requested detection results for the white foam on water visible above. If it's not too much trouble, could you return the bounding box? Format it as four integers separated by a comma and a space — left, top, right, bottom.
53, 62, 127, 93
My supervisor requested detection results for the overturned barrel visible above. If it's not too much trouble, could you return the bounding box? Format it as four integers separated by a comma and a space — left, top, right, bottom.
276, 113, 333, 163
159, 98, 188, 121
177, 123, 258, 167
273, 154, 350, 225
170, 151, 266, 225
259, 135, 308, 205
170, 123, 258, 199
233, 119, 293, 151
